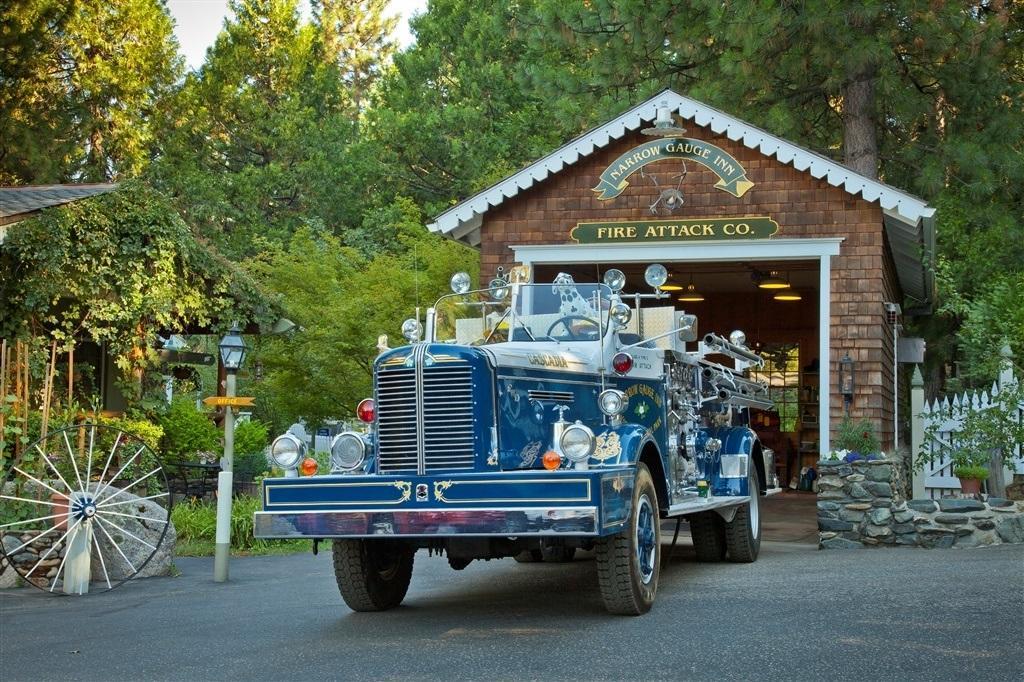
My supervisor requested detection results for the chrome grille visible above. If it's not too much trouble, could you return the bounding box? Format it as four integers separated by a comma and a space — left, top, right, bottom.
375, 357, 476, 474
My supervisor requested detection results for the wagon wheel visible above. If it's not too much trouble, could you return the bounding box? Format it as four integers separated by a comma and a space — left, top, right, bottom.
0, 423, 172, 594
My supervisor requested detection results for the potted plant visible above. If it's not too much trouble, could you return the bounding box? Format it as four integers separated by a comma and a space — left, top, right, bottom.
833, 417, 882, 461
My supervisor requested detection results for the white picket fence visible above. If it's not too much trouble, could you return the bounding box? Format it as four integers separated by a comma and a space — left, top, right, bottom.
919, 386, 1021, 498
913, 348, 1023, 499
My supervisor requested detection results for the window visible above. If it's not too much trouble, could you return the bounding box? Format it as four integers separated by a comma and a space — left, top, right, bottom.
752, 343, 800, 432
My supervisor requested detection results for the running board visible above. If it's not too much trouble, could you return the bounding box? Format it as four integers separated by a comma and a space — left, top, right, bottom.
665, 495, 750, 517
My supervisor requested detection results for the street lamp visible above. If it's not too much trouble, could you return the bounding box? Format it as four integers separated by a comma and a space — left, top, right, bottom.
839, 353, 855, 415
214, 323, 247, 583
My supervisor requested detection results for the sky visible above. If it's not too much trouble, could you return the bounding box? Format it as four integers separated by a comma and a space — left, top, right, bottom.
166, 0, 428, 71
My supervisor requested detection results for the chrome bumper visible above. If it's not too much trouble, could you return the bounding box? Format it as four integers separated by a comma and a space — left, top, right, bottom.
254, 507, 599, 538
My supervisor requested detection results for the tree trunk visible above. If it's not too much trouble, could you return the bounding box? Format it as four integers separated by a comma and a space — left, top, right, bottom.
842, 66, 878, 179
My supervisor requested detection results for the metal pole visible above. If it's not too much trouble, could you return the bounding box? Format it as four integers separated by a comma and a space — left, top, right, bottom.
213, 371, 236, 582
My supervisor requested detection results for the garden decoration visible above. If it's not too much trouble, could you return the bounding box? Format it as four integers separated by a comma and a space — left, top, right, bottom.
0, 424, 172, 594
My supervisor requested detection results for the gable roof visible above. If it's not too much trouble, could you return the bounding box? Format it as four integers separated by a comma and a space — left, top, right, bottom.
427, 89, 936, 304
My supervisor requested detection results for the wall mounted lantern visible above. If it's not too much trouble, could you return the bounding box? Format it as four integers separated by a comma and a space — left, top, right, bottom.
839, 353, 855, 414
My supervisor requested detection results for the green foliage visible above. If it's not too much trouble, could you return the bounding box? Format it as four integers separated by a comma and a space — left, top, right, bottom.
0, 183, 276, 383
159, 398, 220, 463
247, 225, 477, 425
170, 494, 300, 554
0, 0, 182, 183
952, 465, 989, 482
835, 418, 882, 455
232, 419, 270, 480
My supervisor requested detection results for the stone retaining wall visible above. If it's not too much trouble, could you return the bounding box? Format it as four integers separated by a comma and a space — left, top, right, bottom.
818, 458, 1024, 548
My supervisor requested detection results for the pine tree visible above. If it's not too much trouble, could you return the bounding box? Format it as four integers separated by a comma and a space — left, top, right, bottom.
313, 0, 398, 116
0, 0, 182, 184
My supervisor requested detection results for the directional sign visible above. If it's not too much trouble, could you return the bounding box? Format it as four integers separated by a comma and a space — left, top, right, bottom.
203, 396, 256, 408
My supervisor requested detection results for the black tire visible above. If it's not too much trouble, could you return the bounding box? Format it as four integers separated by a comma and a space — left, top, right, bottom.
595, 463, 661, 615
540, 544, 576, 563
725, 466, 762, 562
331, 539, 415, 611
513, 549, 543, 563
689, 511, 727, 562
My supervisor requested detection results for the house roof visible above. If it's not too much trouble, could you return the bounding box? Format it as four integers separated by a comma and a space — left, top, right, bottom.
427, 89, 936, 304
0, 183, 119, 220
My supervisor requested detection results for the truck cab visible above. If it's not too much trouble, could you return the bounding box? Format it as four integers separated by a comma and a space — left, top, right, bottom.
254, 264, 779, 615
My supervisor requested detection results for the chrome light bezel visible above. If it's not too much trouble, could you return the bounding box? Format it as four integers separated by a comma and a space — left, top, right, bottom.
330, 432, 366, 472
609, 301, 632, 329
270, 433, 304, 470
401, 318, 423, 342
719, 453, 749, 479
598, 389, 627, 416
559, 422, 595, 462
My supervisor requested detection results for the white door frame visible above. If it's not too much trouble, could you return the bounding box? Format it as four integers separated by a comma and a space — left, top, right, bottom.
512, 237, 843, 455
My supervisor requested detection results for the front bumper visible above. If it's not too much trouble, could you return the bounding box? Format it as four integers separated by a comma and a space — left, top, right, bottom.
254, 469, 635, 539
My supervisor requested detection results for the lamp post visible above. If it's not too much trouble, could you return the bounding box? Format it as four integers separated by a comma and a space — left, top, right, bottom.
214, 323, 247, 583
839, 353, 855, 416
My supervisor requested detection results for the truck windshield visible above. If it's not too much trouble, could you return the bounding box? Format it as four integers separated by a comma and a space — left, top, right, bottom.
432, 279, 613, 345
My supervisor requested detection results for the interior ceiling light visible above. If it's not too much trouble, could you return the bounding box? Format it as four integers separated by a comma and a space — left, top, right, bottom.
758, 270, 790, 289
773, 290, 802, 301
678, 276, 704, 302
659, 282, 683, 291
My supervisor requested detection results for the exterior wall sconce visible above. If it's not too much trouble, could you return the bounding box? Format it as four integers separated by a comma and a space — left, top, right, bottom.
839, 353, 855, 414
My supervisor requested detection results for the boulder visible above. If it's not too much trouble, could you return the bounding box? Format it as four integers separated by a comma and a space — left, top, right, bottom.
869, 507, 892, 525
995, 515, 1024, 544
866, 465, 893, 482
91, 492, 176, 580
818, 518, 854, 532
863, 482, 893, 497
935, 514, 969, 525
908, 499, 938, 513
938, 498, 985, 513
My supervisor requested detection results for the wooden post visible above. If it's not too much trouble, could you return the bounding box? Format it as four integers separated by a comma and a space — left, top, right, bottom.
67, 342, 74, 406
0, 339, 7, 450
910, 365, 926, 500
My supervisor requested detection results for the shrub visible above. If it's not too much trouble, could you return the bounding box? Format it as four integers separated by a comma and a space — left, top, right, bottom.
953, 465, 989, 481
232, 419, 269, 481
160, 398, 220, 462
170, 494, 270, 553
834, 417, 881, 455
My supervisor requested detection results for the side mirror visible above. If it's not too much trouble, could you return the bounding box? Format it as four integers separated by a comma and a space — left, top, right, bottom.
677, 314, 698, 342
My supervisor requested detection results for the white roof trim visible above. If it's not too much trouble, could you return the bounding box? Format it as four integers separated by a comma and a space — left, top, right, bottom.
427, 89, 935, 243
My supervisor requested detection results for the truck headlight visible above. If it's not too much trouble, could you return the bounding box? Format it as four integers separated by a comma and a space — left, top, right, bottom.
559, 422, 595, 462
270, 434, 304, 470
330, 432, 366, 472
402, 318, 422, 342
598, 389, 626, 416
719, 454, 749, 478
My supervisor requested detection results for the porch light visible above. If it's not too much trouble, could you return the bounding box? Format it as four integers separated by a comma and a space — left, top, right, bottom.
839, 353, 856, 413
758, 271, 790, 289
218, 323, 248, 372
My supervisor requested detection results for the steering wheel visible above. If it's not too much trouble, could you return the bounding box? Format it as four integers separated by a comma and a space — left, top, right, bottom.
546, 315, 601, 341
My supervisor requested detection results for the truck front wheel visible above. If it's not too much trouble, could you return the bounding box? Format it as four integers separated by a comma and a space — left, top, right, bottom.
725, 467, 762, 562
331, 539, 415, 611
595, 463, 661, 615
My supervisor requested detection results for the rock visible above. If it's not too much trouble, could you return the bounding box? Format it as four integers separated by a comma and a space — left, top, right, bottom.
955, 526, 973, 536
869, 508, 892, 525
845, 503, 872, 511
840, 510, 865, 523
2, 535, 22, 556
90, 493, 177, 580
991, 506, 1017, 513
864, 524, 893, 538
987, 497, 1013, 508
919, 525, 956, 535
920, 533, 956, 549
818, 518, 854, 532
817, 490, 848, 500
975, 520, 996, 531
995, 516, 1024, 544
892, 523, 916, 534
908, 499, 938, 513
848, 483, 872, 500
818, 510, 838, 520
863, 482, 893, 497
841, 531, 862, 541
0, 566, 18, 589
913, 516, 932, 525
866, 465, 893, 482
817, 501, 841, 512
871, 498, 893, 508
893, 510, 915, 524
821, 537, 862, 549
935, 514, 969, 525
938, 499, 985, 513
817, 475, 844, 489
837, 465, 853, 477
861, 536, 879, 545
846, 474, 866, 482
817, 460, 843, 470
819, 532, 838, 540
894, 534, 918, 546
967, 511, 994, 520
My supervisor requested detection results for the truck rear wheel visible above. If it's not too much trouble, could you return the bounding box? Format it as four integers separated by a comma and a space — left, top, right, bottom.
725, 467, 762, 562
331, 539, 414, 611
689, 511, 727, 562
595, 463, 661, 615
